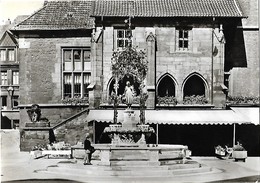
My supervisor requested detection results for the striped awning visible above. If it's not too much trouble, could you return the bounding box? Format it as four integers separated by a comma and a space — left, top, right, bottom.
86, 109, 251, 125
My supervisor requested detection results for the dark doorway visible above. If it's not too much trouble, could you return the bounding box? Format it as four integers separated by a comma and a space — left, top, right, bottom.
183, 75, 205, 97
1, 115, 12, 129
157, 75, 175, 97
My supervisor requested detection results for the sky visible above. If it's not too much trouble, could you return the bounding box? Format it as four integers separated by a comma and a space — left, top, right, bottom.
0, 0, 44, 25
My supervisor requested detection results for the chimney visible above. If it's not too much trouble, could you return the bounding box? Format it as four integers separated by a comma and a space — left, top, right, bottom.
5, 19, 11, 25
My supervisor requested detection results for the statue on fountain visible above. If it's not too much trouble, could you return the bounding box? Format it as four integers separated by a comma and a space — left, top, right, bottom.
124, 81, 134, 109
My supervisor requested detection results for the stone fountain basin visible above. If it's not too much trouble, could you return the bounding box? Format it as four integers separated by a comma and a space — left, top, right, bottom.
72, 144, 190, 165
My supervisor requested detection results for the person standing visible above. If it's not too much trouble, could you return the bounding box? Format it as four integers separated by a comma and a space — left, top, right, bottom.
83, 133, 92, 165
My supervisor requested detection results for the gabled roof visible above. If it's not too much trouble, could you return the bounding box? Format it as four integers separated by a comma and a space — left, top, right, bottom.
13, 1, 94, 31
92, 0, 245, 18
0, 31, 18, 47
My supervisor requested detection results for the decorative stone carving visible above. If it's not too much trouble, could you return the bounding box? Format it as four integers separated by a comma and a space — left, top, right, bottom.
27, 104, 41, 122
146, 32, 156, 42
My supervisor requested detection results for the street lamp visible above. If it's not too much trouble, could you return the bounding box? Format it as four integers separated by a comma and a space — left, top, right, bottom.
7, 86, 14, 96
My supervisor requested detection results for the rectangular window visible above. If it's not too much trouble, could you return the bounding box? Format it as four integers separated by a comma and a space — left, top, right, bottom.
8, 49, 15, 61
12, 96, 19, 108
62, 48, 91, 99
116, 29, 132, 48
83, 73, 91, 97
64, 50, 72, 71
1, 96, 7, 107
0, 49, 6, 61
74, 74, 81, 96
1, 72, 8, 85
83, 50, 91, 71
64, 74, 72, 98
178, 29, 190, 51
73, 50, 82, 71
12, 71, 19, 85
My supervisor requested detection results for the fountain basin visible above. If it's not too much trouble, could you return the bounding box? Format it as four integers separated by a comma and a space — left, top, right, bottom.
71, 144, 190, 166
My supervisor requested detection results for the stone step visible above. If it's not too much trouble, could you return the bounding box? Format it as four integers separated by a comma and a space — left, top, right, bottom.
41, 162, 212, 177
109, 160, 160, 166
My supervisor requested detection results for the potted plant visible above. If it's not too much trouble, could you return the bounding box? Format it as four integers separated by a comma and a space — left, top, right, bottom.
232, 143, 247, 162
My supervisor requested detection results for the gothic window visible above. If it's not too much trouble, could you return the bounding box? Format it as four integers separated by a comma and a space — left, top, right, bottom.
183, 75, 205, 97
157, 75, 175, 97
62, 48, 91, 98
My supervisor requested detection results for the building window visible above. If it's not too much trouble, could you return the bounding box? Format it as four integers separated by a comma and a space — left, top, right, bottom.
1, 72, 8, 85
0, 49, 15, 61
177, 28, 191, 51
115, 29, 132, 48
12, 96, 19, 108
0, 49, 6, 61
1, 96, 7, 108
12, 71, 19, 85
8, 49, 15, 61
62, 48, 91, 98
157, 75, 176, 97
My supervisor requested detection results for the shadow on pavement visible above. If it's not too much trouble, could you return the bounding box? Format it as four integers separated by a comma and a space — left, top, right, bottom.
2, 179, 85, 183
206, 175, 260, 182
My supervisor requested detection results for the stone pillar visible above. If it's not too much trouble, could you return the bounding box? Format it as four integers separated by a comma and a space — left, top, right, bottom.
212, 25, 226, 108
89, 28, 103, 108
146, 32, 156, 109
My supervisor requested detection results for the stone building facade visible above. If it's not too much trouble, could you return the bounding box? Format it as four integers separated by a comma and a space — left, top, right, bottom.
10, 0, 259, 150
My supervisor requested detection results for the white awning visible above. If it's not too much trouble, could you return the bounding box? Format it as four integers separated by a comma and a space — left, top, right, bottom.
86, 109, 251, 125
1, 110, 20, 120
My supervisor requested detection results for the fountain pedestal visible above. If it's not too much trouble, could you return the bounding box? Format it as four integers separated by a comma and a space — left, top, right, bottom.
104, 109, 154, 146
122, 109, 137, 129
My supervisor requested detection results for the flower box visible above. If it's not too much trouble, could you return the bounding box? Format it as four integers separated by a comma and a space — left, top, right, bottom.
232, 150, 247, 162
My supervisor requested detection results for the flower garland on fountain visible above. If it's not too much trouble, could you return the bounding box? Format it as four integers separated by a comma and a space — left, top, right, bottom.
105, 36, 155, 145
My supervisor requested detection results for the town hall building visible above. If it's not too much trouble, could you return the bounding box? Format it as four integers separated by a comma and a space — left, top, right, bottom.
2, 0, 259, 154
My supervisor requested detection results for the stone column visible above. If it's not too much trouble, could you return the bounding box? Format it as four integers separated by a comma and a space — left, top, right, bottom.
146, 32, 156, 109
89, 28, 103, 108
212, 25, 226, 108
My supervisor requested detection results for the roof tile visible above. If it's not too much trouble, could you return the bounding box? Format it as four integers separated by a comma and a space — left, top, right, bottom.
92, 0, 244, 18
14, 1, 94, 30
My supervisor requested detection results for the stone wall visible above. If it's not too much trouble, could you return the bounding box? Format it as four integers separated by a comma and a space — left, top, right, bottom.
20, 109, 93, 151
229, 0, 259, 97
18, 36, 91, 105
96, 23, 226, 107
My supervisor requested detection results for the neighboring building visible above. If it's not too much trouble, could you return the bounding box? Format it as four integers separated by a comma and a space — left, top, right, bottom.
0, 21, 20, 129
11, 0, 259, 153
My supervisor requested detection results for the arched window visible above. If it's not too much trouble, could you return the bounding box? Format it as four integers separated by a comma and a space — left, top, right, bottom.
183, 75, 205, 97
108, 75, 140, 96
157, 75, 175, 97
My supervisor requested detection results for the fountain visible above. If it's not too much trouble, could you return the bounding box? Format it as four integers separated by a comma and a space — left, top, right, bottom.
93, 41, 191, 166
104, 108, 154, 146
